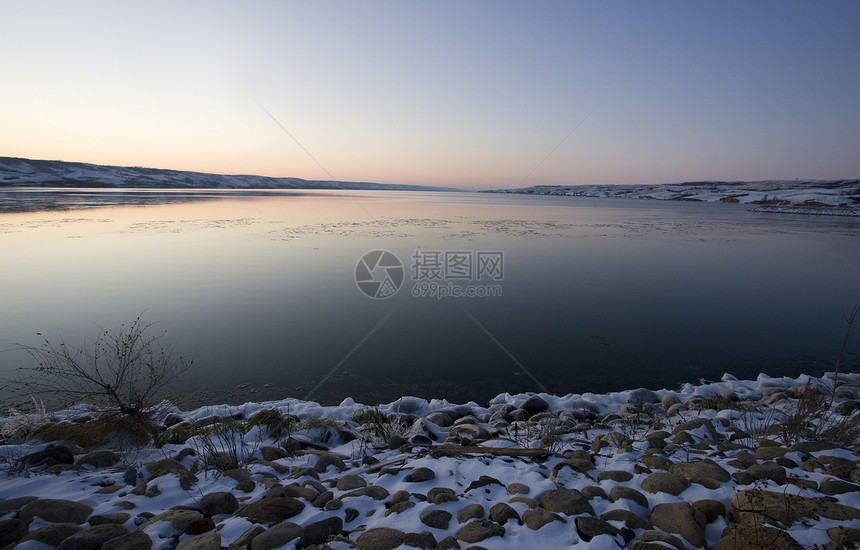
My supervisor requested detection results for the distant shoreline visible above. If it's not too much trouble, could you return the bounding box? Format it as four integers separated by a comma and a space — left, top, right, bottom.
484, 180, 860, 214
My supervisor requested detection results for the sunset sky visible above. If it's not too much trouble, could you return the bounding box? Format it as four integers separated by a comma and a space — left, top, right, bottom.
2, 1, 859, 189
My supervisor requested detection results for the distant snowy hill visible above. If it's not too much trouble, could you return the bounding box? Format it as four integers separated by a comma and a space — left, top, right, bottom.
487, 180, 860, 214
0, 157, 460, 192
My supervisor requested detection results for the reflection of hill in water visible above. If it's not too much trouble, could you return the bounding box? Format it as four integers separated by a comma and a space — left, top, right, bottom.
0, 189, 289, 214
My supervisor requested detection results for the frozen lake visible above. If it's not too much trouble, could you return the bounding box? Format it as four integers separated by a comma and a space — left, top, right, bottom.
1, 188, 858, 406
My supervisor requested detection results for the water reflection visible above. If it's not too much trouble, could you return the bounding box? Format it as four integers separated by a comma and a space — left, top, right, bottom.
0, 189, 858, 407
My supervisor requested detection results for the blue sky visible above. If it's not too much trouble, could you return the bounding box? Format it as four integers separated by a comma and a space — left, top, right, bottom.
2, 1, 858, 189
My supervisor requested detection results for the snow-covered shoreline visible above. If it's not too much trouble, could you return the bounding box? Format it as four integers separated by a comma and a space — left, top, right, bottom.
487, 180, 860, 213
1, 371, 859, 549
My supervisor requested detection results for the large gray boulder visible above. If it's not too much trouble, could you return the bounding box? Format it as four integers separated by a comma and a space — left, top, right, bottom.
455, 519, 505, 543
249, 522, 302, 550
539, 488, 594, 516
56, 524, 128, 550
649, 502, 706, 548
732, 489, 860, 527
137, 509, 203, 535
19, 499, 93, 524
668, 460, 730, 489
199, 491, 239, 516
236, 497, 305, 525
641, 472, 690, 495
355, 527, 406, 550
711, 523, 803, 550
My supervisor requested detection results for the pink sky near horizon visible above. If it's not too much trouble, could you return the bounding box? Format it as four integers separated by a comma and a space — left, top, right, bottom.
2, 1, 859, 190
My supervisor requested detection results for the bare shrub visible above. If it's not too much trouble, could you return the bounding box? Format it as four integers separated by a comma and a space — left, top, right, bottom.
190, 419, 259, 474
11, 315, 193, 432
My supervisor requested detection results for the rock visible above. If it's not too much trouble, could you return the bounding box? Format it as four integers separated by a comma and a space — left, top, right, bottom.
275, 483, 317, 501
420, 509, 452, 529
581, 486, 608, 501
575, 516, 620, 541
672, 418, 719, 440
601, 509, 651, 530
260, 446, 289, 461
649, 502, 706, 548
248, 522, 302, 550
405, 467, 435, 483
56, 524, 128, 550
22, 523, 82, 546
78, 450, 119, 468
692, 499, 726, 523
175, 532, 221, 550
232, 525, 266, 549
435, 535, 460, 550
550, 459, 594, 484
313, 453, 347, 473
732, 471, 756, 485
790, 478, 818, 490
668, 460, 730, 489
138, 509, 203, 534
732, 489, 860, 527
404, 530, 437, 549
539, 488, 594, 516
123, 467, 138, 486
427, 487, 458, 504
826, 526, 860, 550
755, 446, 788, 460
184, 517, 215, 535
507, 483, 529, 495
236, 497, 304, 524
639, 454, 673, 470
465, 475, 503, 492
627, 388, 660, 405
522, 508, 566, 530
0, 495, 38, 514
163, 412, 184, 427
21, 444, 74, 467
822, 456, 856, 479
387, 490, 411, 507
385, 501, 415, 516
457, 503, 485, 523
325, 498, 343, 511
597, 470, 634, 482
489, 502, 519, 525
336, 474, 368, 490
641, 472, 690, 495
746, 462, 787, 485
19, 499, 93, 524
144, 458, 196, 490
0, 518, 28, 547
144, 457, 188, 477
449, 424, 491, 443
100, 531, 152, 550
455, 519, 505, 543
343, 485, 390, 500
356, 527, 407, 550
313, 490, 334, 508
609, 486, 649, 509
633, 529, 687, 550
521, 395, 549, 414
819, 478, 860, 495
88, 513, 130, 526
711, 523, 803, 550
791, 441, 836, 453
199, 491, 239, 516
425, 412, 454, 427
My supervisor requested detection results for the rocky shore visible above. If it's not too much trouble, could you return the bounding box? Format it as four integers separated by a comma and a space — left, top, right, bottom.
1, 372, 859, 549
